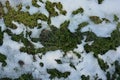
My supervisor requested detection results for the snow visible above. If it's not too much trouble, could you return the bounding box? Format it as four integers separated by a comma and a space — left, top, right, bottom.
0, 0, 120, 80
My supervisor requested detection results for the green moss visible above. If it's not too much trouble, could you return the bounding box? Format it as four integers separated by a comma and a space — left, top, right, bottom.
39, 62, 44, 67
0, 78, 12, 80
114, 61, 120, 75
16, 4, 22, 11
84, 22, 120, 57
55, 2, 67, 15
102, 18, 110, 23
114, 15, 119, 22
97, 58, 109, 71
81, 75, 90, 80
32, 0, 40, 7
69, 63, 76, 70
15, 73, 34, 80
39, 21, 83, 53
98, 0, 104, 4
72, 7, 84, 15
0, 2, 4, 18
106, 72, 111, 80
45, 1, 58, 17
56, 2, 63, 11
39, 0, 44, 3
0, 27, 3, 45
0, 53, 7, 67
47, 68, 70, 79
76, 22, 89, 32
89, 16, 102, 24
3, 1, 47, 29
60, 10, 67, 15
26, 5, 30, 9
73, 51, 81, 58
55, 59, 62, 64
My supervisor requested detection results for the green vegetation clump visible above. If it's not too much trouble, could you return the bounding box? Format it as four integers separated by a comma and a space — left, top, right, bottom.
72, 7, 84, 15
0, 73, 33, 80
114, 15, 119, 22
111, 61, 120, 79
32, 0, 40, 7
15, 73, 34, 80
39, 20, 83, 53
98, 0, 104, 4
45, 1, 58, 17
3, 1, 48, 29
76, 22, 89, 32
89, 16, 102, 24
45, 1, 67, 17
39, 62, 44, 67
47, 68, 70, 79
84, 22, 120, 57
69, 63, 76, 70
0, 78, 12, 80
81, 75, 90, 80
0, 53, 7, 67
0, 2, 4, 18
102, 18, 110, 23
55, 59, 62, 64
97, 58, 109, 71
26, 5, 30, 9
55, 2, 67, 15
0, 27, 3, 45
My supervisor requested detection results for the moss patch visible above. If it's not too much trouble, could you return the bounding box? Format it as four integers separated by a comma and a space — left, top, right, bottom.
72, 7, 84, 15
39, 20, 83, 53
0, 2, 4, 18
32, 0, 40, 7
0, 53, 7, 67
84, 22, 120, 57
47, 68, 70, 79
98, 0, 104, 4
0, 27, 3, 46
3, 1, 48, 29
97, 57, 109, 71
89, 16, 102, 24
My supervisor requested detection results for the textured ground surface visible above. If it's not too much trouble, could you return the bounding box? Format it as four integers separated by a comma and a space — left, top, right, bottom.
0, 0, 120, 80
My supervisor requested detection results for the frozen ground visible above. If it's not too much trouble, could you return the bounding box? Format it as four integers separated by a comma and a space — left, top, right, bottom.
0, 0, 120, 80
